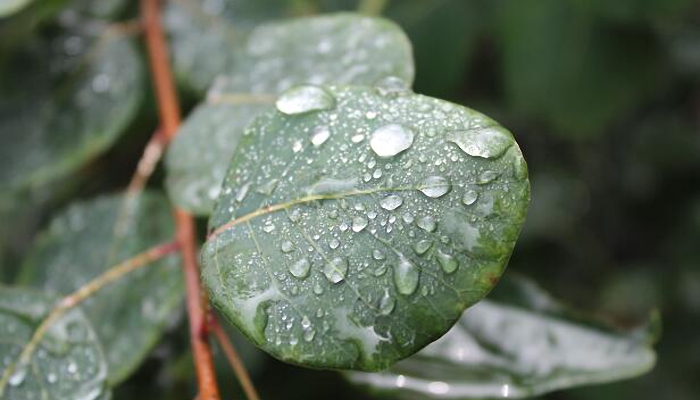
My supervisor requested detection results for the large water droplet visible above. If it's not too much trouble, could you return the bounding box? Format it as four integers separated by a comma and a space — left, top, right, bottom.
276, 84, 335, 115
448, 126, 514, 158
437, 250, 459, 273
352, 217, 368, 232
324, 257, 348, 283
413, 240, 433, 255
305, 177, 358, 196
380, 195, 403, 210
289, 258, 310, 279
281, 241, 294, 253
379, 290, 396, 315
310, 125, 331, 146
374, 76, 410, 96
393, 256, 420, 295
370, 124, 415, 158
419, 175, 451, 198
462, 190, 479, 205
416, 215, 437, 232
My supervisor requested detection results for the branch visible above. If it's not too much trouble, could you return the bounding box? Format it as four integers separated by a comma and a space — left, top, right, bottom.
140, 1, 222, 399
211, 317, 262, 400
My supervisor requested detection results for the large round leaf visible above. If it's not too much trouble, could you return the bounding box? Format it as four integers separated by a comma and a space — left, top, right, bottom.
0, 28, 144, 198
0, 286, 110, 400
201, 84, 530, 371
166, 12, 415, 215
19, 191, 182, 384
347, 275, 658, 399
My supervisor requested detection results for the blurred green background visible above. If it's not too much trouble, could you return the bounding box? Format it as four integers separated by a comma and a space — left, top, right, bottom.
2, 0, 699, 399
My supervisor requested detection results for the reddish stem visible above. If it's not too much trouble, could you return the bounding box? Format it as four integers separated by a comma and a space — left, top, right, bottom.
140, 1, 220, 399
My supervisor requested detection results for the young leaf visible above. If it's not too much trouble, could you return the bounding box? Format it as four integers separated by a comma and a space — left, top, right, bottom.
19, 192, 182, 385
0, 286, 110, 400
0, 27, 144, 197
200, 84, 530, 371
166, 12, 415, 215
347, 275, 658, 398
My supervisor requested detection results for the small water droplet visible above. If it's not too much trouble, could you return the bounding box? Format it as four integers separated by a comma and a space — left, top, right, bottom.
289, 258, 310, 278
329, 238, 340, 249
374, 264, 388, 276
276, 84, 335, 115
351, 134, 364, 143
310, 125, 331, 146
437, 250, 459, 273
370, 124, 415, 158
413, 240, 433, 255
393, 256, 420, 295
416, 216, 437, 232
323, 257, 348, 283
448, 126, 514, 159
292, 140, 303, 153
303, 328, 316, 342
281, 241, 294, 253
477, 170, 500, 184
372, 249, 385, 260
256, 179, 279, 195
380, 195, 403, 210
235, 182, 251, 202
352, 217, 368, 232
313, 281, 324, 294
301, 316, 311, 329
419, 175, 451, 198
262, 224, 275, 233
366, 111, 377, 119
462, 190, 479, 205
379, 290, 395, 315
67, 361, 78, 374
374, 76, 410, 96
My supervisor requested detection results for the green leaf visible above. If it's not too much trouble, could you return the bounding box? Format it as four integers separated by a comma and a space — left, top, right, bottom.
166, 12, 415, 215
0, 0, 33, 17
200, 84, 530, 371
0, 286, 111, 400
19, 191, 182, 385
346, 275, 658, 398
0, 27, 144, 197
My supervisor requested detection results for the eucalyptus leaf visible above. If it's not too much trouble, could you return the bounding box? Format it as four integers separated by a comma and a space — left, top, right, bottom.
201, 84, 530, 371
0, 26, 144, 197
0, 286, 111, 400
19, 191, 182, 385
347, 275, 658, 399
166, 12, 415, 215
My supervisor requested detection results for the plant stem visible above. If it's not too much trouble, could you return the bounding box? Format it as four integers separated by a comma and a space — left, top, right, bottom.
211, 317, 262, 400
357, 0, 389, 15
0, 241, 179, 397
127, 128, 165, 194
140, 1, 225, 399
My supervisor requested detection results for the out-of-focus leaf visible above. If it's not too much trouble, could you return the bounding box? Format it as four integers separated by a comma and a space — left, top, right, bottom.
19, 192, 182, 385
495, 0, 665, 138
347, 275, 657, 399
0, 0, 33, 17
0, 27, 144, 198
165, 13, 415, 215
0, 286, 110, 400
580, 0, 694, 23
200, 84, 529, 370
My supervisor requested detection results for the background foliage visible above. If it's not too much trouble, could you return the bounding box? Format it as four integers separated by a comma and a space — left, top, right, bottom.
1, 0, 699, 399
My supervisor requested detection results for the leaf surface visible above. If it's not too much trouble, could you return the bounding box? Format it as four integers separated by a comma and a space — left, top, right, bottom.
201, 84, 530, 370
0, 286, 111, 400
347, 275, 658, 398
20, 192, 182, 384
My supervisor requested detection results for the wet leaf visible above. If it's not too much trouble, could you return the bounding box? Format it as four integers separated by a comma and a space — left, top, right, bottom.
19, 191, 182, 384
0, 286, 110, 400
200, 84, 530, 371
0, 27, 144, 198
347, 275, 658, 398
166, 12, 415, 215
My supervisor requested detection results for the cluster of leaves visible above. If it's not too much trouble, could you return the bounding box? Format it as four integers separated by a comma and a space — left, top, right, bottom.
2, 0, 694, 399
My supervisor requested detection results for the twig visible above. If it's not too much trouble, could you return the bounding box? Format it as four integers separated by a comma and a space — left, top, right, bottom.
0, 241, 179, 397
127, 128, 166, 194
211, 317, 262, 400
140, 0, 223, 399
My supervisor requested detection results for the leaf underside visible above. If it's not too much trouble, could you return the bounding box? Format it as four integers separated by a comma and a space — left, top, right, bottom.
201, 84, 530, 371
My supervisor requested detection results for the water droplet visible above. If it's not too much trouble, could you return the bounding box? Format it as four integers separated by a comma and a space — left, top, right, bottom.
375, 76, 410, 96
419, 175, 451, 198
352, 217, 368, 232
324, 257, 348, 283
310, 125, 331, 146
305, 176, 358, 196
416, 216, 437, 232
281, 241, 294, 253
276, 84, 335, 115
313, 281, 324, 294
374, 264, 388, 276
437, 250, 459, 273
67, 361, 78, 374
366, 111, 378, 119
262, 224, 275, 233
448, 126, 514, 158
379, 290, 395, 315
235, 182, 251, 202
477, 170, 500, 184
91, 74, 111, 93
289, 258, 310, 278
8, 363, 27, 386
462, 190, 479, 205
292, 140, 303, 153
329, 238, 340, 249
393, 256, 420, 295
413, 240, 433, 255
301, 316, 311, 329
256, 179, 279, 195
380, 195, 403, 210
47, 372, 57, 383
372, 249, 385, 260
370, 124, 415, 158
303, 328, 316, 342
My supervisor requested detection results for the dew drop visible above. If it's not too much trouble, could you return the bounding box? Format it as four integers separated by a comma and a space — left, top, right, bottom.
379, 290, 396, 315
303, 328, 316, 342
301, 316, 311, 329
370, 124, 415, 158
413, 240, 433, 255
323, 257, 348, 283
313, 281, 324, 294
462, 190, 479, 205
352, 217, 368, 232
281, 241, 294, 253
416, 216, 437, 232
372, 249, 385, 260
374, 264, 388, 276
235, 182, 251, 202
374, 76, 410, 96
477, 170, 500, 184
256, 179, 279, 195
275, 84, 335, 115
262, 224, 275, 233
393, 256, 420, 295
437, 250, 459, 274
448, 126, 514, 159
289, 258, 310, 278
380, 195, 403, 210
310, 125, 331, 146
419, 175, 451, 198
329, 238, 340, 249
